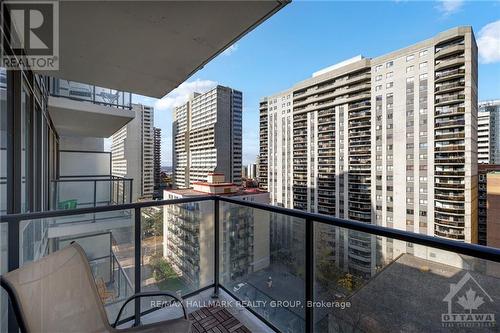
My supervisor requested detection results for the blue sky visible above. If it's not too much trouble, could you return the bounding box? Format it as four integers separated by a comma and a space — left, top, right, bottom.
134, 0, 500, 166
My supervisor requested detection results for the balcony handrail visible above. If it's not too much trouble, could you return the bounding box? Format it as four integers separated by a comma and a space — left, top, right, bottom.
51, 175, 134, 182
2, 195, 500, 264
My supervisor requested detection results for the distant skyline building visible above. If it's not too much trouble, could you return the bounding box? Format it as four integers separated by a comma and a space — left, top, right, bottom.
478, 100, 500, 164
247, 163, 257, 179
172, 85, 242, 188
154, 127, 162, 187
260, 26, 477, 276
112, 103, 154, 201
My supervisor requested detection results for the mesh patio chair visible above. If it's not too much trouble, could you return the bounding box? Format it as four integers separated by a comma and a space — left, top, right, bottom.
0, 243, 191, 333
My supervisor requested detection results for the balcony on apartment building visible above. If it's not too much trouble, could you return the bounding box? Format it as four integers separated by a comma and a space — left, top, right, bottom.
2, 196, 500, 333
48, 78, 135, 138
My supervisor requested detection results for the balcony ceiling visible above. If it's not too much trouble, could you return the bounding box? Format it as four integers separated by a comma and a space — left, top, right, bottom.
37, 1, 288, 98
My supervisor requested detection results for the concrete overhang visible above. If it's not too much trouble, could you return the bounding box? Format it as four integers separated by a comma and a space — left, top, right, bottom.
37, 0, 289, 98
48, 96, 135, 137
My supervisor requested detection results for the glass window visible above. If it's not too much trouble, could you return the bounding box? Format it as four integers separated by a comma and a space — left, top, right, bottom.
386, 61, 394, 68
21, 86, 32, 213
406, 54, 415, 61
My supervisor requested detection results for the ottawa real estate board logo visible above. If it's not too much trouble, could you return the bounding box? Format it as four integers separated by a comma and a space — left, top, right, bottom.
1, 1, 59, 70
442, 272, 496, 328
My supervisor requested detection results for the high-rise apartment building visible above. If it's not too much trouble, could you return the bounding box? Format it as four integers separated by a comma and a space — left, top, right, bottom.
154, 127, 162, 187
173, 86, 242, 188
259, 98, 269, 190
112, 104, 154, 201
478, 100, 500, 164
163, 174, 270, 287
260, 27, 477, 245
247, 163, 257, 179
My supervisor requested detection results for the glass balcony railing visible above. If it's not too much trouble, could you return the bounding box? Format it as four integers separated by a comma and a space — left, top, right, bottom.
50, 176, 133, 210
49, 78, 132, 109
1, 196, 500, 332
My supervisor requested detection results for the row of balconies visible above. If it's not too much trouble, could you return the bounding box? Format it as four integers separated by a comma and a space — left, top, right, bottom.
435, 94, 465, 106
348, 101, 371, 111
434, 144, 465, 152
435, 80, 465, 93
435, 106, 465, 117
435, 54, 465, 71
435, 68, 465, 82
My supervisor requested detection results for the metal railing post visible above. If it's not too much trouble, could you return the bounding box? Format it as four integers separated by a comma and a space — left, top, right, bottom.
134, 207, 141, 326
305, 218, 314, 332
129, 180, 133, 204
122, 180, 125, 204
212, 197, 220, 298
7, 218, 20, 332
93, 180, 97, 207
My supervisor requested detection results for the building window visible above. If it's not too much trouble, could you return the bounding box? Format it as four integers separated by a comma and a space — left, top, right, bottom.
406, 54, 415, 61
419, 50, 428, 57
406, 65, 414, 73
386, 61, 394, 68
386, 82, 393, 89
419, 62, 427, 69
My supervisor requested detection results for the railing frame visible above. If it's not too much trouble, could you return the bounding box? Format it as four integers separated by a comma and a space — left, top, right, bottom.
2, 195, 500, 332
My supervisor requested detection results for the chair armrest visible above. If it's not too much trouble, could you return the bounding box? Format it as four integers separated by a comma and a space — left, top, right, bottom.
113, 291, 188, 328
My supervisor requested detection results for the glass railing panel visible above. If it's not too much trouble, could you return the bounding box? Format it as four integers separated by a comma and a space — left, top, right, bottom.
96, 180, 112, 207
51, 178, 132, 210
17, 209, 135, 324
220, 202, 306, 333
50, 78, 132, 109
140, 201, 215, 315
0, 222, 7, 333
53, 180, 95, 209
313, 220, 500, 332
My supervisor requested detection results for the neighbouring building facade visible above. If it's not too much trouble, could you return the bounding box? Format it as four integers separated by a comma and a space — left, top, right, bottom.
478, 164, 500, 246
154, 127, 162, 187
486, 172, 500, 248
259, 26, 478, 276
173, 86, 242, 189
112, 103, 154, 201
478, 100, 500, 164
163, 173, 270, 288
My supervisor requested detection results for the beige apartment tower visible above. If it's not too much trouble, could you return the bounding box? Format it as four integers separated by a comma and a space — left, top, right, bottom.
173, 86, 242, 188
259, 26, 478, 275
112, 104, 155, 201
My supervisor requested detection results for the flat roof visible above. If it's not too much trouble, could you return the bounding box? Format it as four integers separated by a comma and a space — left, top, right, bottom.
166, 187, 268, 197
328, 254, 500, 332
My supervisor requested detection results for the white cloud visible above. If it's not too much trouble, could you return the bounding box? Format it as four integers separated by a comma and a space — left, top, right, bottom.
221, 43, 239, 56
436, 0, 464, 15
478, 20, 500, 64
154, 79, 218, 112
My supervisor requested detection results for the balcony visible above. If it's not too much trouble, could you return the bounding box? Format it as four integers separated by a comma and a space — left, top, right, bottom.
48, 79, 135, 137
2, 196, 500, 332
